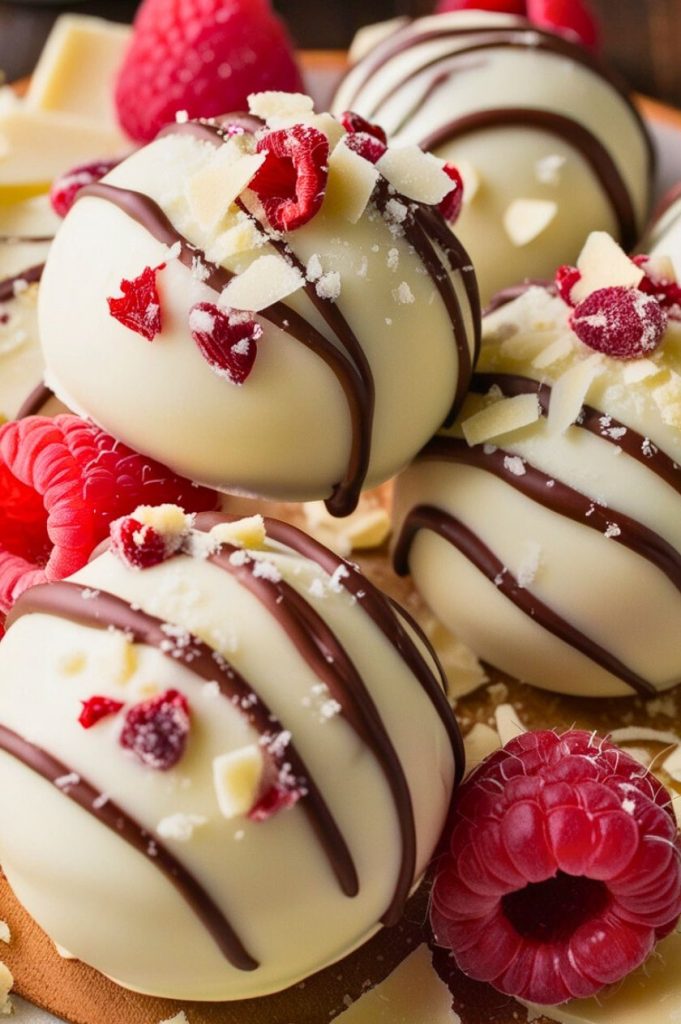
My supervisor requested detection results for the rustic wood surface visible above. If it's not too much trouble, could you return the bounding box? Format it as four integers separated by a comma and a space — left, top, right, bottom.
0, 0, 680, 107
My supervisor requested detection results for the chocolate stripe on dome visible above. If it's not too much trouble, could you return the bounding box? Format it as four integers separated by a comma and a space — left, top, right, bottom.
6, 581, 359, 922
418, 109, 638, 250
471, 371, 681, 497
78, 181, 368, 517
0, 721, 258, 971
393, 504, 657, 697
0, 262, 44, 303
419, 435, 681, 595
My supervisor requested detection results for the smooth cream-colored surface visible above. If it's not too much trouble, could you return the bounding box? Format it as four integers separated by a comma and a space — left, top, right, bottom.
39, 116, 476, 504
333, 11, 651, 305
0, 528, 455, 999
394, 285, 681, 696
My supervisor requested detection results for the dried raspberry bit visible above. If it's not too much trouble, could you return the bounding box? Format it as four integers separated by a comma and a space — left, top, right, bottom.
107, 264, 165, 341
634, 254, 681, 320
554, 263, 581, 307
339, 111, 387, 145
344, 131, 387, 165
439, 164, 464, 224
50, 158, 121, 218
431, 730, 681, 1005
189, 302, 262, 384
250, 124, 329, 232
79, 696, 125, 729
110, 516, 171, 569
248, 781, 302, 822
120, 689, 190, 771
571, 286, 667, 360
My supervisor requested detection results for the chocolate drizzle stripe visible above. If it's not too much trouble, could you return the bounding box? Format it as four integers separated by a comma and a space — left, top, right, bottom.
471, 372, 681, 498
16, 381, 54, 419
418, 108, 639, 250
420, 435, 681, 596
78, 181, 368, 517
0, 721, 258, 970
393, 504, 657, 697
7, 580, 361, 954
340, 22, 653, 175
483, 280, 552, 316
0, 262, 44, 303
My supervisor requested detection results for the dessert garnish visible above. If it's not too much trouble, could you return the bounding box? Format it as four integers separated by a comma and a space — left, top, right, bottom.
431, 729, 681, 1005
78, 696, 125, 729
250, 124, 330, 232
434, 0, 600, 50
107, 263, 165, 341
119, 689, 191, 771
439, 164, 465, 224
49, 158, 121, 218
189, 303, 262, 384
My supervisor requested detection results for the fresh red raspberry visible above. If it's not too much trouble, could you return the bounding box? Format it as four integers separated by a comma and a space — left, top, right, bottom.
115, 0, 303, 143
344, 131, 387, 165
49, 158, 121, 219
0, 415, 219, 616
554, 263, 581, 306
250, 124, 329, 232
527, 0, 600, 51
110, 516, 170, 570
431, 730, 681, 1006
571, 286, 667, 359
435, 0, 526, 13
339, 111, 387, 145
439, 163, 464, 224
107, 264, 165, 341
633, 254, 681, 321
79, 696, 125, 729
119, 689, 190, 771
189, 302, 262, 384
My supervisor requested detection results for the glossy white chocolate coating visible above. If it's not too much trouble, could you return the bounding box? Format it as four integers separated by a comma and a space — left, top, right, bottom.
646, 187, 681, 280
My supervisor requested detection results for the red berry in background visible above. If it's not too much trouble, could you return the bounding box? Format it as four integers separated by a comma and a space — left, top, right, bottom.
50, 158, 122, 219
189, 302, 262, 384
79, 696, 125, 729
435, 0, 526, 13
0, 415, 219, 617
115, 0, 304, 143
431, 730, 681, 1006
119, 689, 190, 771
251, 124, 329, 232
439, 163, 465, 224
107, 264, 165, 341
527, 0, 600, 51
571, 286, 667, 359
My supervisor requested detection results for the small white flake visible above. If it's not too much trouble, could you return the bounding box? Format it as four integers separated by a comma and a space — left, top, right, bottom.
604, 522, 621, 539
252, 559, 282, 583
316, 271, 342, 302
54, 772, 80, 791
157, 813, 207, 842
393, 281, 415, 304
175, 110, 189, 124
622, 798, 636, 815
535, 153, 566, 185
503, 455, 526, 477
306, 253, 323, 282
387, 247, 399, 271
92, 792, 109, 811
308, 577, 325, 598
328, 564, 350, 593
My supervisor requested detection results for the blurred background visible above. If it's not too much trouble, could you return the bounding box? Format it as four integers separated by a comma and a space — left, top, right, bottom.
1, 0, 680, 106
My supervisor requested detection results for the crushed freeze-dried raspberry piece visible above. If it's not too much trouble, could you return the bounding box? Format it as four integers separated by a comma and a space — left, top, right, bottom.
339, 111, 387, 145
527, 0, 600, 51
431, 729, 681, 1006
79, 696, 125, 729
250, 124, 329, 232
344, 131, 387, 165
439, 163, 464, 224
120, 689, 190, 770
555, 263, 581, 306
110, 516, 169, 569
248, 781, 302, 822
0, 415, 218, 617
189, 302, 262, 384
633, 254, 681, 320
571, 286, 667, 359
107, 264, 165, 341
50, 158, 122, 218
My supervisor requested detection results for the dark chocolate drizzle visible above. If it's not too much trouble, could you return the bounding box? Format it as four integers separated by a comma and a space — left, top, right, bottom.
483, 280, 552, 316
0, 262, 44, 303
16, 381, 54, 419
0, 720, 258, 971
394, 504, 657, 697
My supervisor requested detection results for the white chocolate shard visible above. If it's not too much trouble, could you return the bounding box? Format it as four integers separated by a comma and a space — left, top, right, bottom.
463, 723, 501, 777
326, 140, 379, 224
0, 961, 11, 1016
133, 504, 192, 539
377, 145, 453, 205
494, 703, 525, 746
187, 147, 265, 231
157, 813, 207, 842
609, 726, 681, 747
548, 356, 603, 435
662, 745, 681, 781
205, 218, 262, 264
535, 154, 567, 186
503, 199, 558, 247
0, 924, 8, 945
572, 231, 644, 303
462, 393, 540, 446
642, 252, 676, 283
218, 254, 304, 311
334, 944, 461, 1023
160, 1014, 190, 1024
247, 92, 314, 122
303, 500, 391, 555
653, 371, 681, 428
213, 746, 265, 819
532, 334, 574, 369
210, 515, 266, 550
622, 358, 662, 384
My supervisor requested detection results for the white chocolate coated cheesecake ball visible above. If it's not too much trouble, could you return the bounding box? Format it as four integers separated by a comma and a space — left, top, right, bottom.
644, 184, 681, 281
333, 12, 653, 306
0, 510, 461, 1000
394, 238, 681, 698
39, 96, 479, 516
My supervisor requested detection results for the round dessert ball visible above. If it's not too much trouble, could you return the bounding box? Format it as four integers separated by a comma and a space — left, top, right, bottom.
332, 11, 653, 306
39, 94, 479, 517
0, 508, 462, 1000
394, 234, 681, 698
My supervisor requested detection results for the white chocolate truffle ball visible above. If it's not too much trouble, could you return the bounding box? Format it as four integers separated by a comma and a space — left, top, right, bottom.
39, 97, 478, 516
333, 12, 652, 306
394, 240, 681, 698
643, 184, 681, 281
0, 511, 461, 1000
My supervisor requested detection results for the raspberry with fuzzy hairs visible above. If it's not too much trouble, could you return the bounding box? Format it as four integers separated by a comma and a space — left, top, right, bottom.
0, 415, 219, 618
431, 730, 681, 1006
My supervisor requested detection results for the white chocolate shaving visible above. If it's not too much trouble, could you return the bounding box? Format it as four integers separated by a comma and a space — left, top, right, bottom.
157, 813, 207, 842
463, 723, 502, 777
133, 504, 192, 538
210, 515, 266, 550
462, 393, 540, 446
188, 146, 265, 231
219, 254, 304, 312
377, 145, 453, 205
247, 92, 314, 122
622, 358, 662, 384
326, 140, 379, 223
532, 334, 574, 369
572, 231, 644, 302
503, 198, 557, 247
303, 500, 391, 555
213, 746, 265, 819
548, 356, 603, 435
494, 703, 526, 746
662, 745, 681, 781
609, 726, 681, 746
